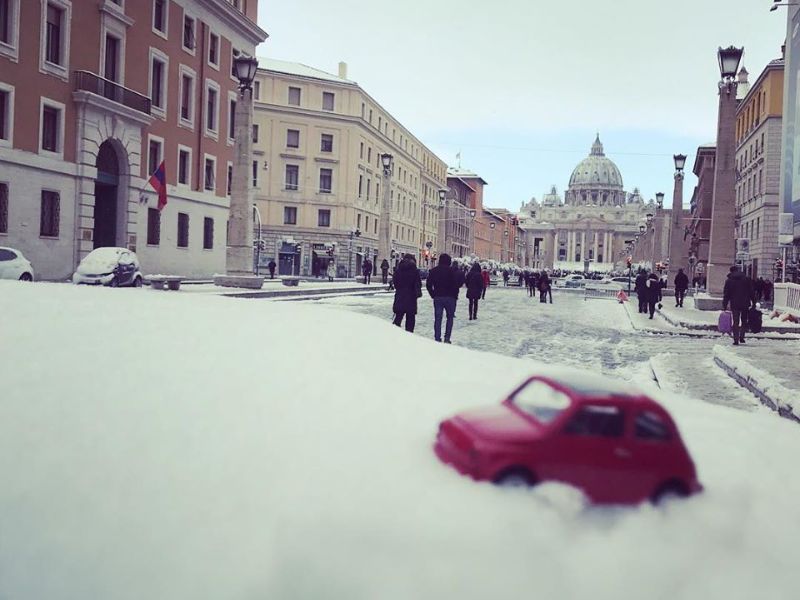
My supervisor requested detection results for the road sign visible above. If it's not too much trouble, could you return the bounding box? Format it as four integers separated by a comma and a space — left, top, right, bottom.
736, 251, 750, 262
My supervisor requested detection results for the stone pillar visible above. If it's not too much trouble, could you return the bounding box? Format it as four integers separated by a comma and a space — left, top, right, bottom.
593, 232, 599, 263
580, 231, 586, 261
668, 170, 686, 282
224, 86, 257, 281
706, 76, 739, 295
379, 161, 392, 266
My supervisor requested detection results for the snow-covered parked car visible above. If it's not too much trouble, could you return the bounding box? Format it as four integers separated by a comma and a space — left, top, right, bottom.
560, 274, 586, 288
434, 375, 703, 504
0, 247, 34, 281
72, 247, 143, 287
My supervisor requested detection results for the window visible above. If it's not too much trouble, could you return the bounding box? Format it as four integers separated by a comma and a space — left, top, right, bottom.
177, 212, 189, 247
634, 411, 671, 441
179, 68, 195, 125
226, 164, 232, 195
177, 146, 190, 186
284, 206, 297, 225
318, 209, 331, 227
286, 129, 299, 148
45, 3, 63, 64
253, 80, 260, 100
182, 13, 195, 51
103, 34, 121, 83
0, 86, 12, 145
364, 215, 369, 232
228, 98, 236, 139
146, 207, 160, 245
150, 52, 167, 113
40, 103, 61, 154
563, 405, 624, 438
358, 175, 363, 198
252, 160, 258, 187
0, 0, 10, 45
367, 147, 372, 163
322, 91, 334, 111
0, 182, 7, 233
357, 213, 361, 229
40, 190, 59, 237
285, 165, 299, 190
320, 133, 333, 152
208, 32, 219, 67
204, 157, 216, 191
205, 82, 219, 134
288, 86, 301, 106
203, 217, 214, 249
319, 168, 332, 193
252, 124, 259, 143
147, 137, 163, 176
152, 0, 167, 35
360, 142, 364, 159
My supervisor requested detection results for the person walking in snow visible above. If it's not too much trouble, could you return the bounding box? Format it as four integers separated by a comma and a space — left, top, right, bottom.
723, 265, 755, 345
268, 259, 277, 279
362, 258, 372, 284
392, 254, 422, 333
538, 271, 552, 303
465, 262, 484, 320
380, 259, 390, 284
426, 253, 461, 343
674, 268, 689, 308
326, 260, 336, 282
635, 269, 648, 314
645, 272, 662, 319
502, 270, 510, 287
481, 267, 490, 299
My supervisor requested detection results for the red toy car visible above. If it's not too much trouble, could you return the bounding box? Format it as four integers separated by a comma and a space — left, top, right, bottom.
434, 375, 702, 504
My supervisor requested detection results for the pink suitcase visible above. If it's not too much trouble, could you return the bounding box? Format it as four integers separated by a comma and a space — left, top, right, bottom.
718, 311, 733, 334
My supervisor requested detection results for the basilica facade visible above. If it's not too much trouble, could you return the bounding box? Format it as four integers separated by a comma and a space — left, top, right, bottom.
519, 135, 655, 272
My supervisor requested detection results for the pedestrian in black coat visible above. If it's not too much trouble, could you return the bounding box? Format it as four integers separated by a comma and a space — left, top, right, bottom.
267, 260, 277, 279
426, 253, 461, 343
538, 272, 552, 303
634, 270, 648, 313
392, 255, 422, 332
645, 273, 662, 319
380, 259, 390, 284
465, 263, 484, 320
723, 266, 755, 345
674, 268, 689, 308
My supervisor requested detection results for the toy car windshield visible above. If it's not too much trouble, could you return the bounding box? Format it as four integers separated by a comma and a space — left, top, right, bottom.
510, 380, 571, 424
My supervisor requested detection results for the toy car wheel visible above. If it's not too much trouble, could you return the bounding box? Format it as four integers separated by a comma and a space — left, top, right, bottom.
651, 481, 688, 505
494, 468, 536, 488
110, 277, 119, 288
133, 276, 142, 288
18, 272, 33, 282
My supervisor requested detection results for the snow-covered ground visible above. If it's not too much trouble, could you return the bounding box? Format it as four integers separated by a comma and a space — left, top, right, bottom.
2, 281, 800, 600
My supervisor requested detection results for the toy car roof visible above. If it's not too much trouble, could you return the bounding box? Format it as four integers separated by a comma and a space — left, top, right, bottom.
536, 374, 642, 399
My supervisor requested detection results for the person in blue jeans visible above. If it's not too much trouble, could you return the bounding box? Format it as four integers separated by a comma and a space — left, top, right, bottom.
426, 253, 463, 343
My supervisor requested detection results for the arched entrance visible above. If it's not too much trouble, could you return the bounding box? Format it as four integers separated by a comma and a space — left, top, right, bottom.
93, 141, 121, 248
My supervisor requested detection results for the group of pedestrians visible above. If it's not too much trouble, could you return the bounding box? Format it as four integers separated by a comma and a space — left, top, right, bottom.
633, 269, 664, 319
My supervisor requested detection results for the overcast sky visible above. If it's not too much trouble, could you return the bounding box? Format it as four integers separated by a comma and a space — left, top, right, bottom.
256, 0, 786, 211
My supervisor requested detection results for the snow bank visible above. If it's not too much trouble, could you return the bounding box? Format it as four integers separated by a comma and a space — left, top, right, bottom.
2, 282, 800, 600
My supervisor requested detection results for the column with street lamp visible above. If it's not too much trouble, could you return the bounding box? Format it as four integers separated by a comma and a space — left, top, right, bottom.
378, 153, 393, 270
706, 46, 744, 296
216, 54, 261, 288
652, 192, 665, 268
667, 154, 687, 283
348, 228, 361, 278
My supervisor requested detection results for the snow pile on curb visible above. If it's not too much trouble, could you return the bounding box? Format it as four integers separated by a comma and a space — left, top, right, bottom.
713, 345, 798, 418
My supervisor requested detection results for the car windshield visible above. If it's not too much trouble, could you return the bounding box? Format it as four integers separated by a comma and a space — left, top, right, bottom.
511, 380, 572, 423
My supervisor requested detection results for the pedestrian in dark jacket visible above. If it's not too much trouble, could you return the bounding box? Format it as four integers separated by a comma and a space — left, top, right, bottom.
634, 270, 648, 313
538, 272, 552, 303
645, 273, 662, 319
426, 253, 461, 343
764, 279, 773, 302
723, 266, 755, 345
392, 254, 422, 332
502, 270, 510, 286
362, 259, 372, 284
380, 259, 390, 284
481, 268, 490, 299
268, 260, 277, 279
465, 262, 484, 320
674, 268, 689, 308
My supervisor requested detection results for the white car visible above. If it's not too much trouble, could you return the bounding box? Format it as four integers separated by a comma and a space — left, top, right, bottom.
72, 247, 143, 287
0, 247, 34, 281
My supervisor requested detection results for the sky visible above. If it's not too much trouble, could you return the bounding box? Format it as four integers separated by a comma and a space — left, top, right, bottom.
256, 0, 787, 211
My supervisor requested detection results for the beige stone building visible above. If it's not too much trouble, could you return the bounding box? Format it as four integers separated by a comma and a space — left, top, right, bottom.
519, 135, 654, 272
251, 59, 447, 277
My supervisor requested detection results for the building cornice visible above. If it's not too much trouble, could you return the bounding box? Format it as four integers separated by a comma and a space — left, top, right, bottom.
197, 0, 268, 45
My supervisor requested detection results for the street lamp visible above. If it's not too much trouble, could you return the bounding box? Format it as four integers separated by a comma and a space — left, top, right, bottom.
216, 54, 261, 288
718, 46, 744, 80
378, 153, 393, 270
667, 151, 689, 284
673, 154, 687, 173
655, 192, 664, 209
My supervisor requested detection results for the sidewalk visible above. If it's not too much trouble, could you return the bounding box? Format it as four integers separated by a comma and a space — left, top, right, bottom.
657, 298, 800, 338
149, 279, 392, 299
713, 344, 800, 423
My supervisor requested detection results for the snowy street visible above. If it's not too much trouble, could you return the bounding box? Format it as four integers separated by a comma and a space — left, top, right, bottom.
314, 287, 788, 411
2, 282, 800, 600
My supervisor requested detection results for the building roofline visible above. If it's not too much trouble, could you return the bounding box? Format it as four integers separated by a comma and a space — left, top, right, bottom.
736, 57, 784, 113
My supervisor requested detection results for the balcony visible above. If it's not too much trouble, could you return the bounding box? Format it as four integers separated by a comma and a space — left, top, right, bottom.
73, 71, 152, 121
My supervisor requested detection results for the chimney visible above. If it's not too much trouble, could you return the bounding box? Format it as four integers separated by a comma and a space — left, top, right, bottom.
338, 61, 348, 80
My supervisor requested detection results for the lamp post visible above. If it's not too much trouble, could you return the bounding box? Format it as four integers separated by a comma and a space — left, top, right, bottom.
504, 228, 509, 263
706, 45, 744, 296
668, 153, 687, 285
436, 188, 447, 259
490, 221, 496, 261
348, 228, 361, 278
217, 53, 261, 288
652, 192, 665, 269
378, 153, 393, 271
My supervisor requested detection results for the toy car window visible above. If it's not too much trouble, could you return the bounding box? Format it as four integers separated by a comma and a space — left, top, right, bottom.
511, 380, 571, 424
634, 411, 672, 441
563, 405, 624, 438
